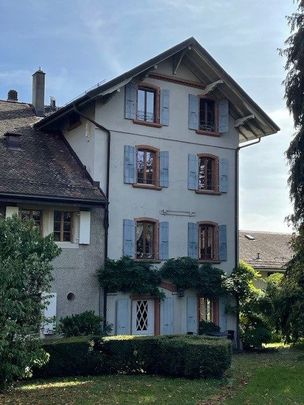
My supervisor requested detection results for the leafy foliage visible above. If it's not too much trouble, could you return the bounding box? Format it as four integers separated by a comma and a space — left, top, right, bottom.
160, 257, 225, 297
0, 215, 60, 390
97, 257, 163, 297
198, 320, 220, 335
58, 311, 111, 337
35, 335, 231, 379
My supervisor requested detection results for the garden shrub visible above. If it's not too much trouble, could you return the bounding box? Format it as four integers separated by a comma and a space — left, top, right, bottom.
198, 320, 220, 335
58, 311, 109, 337
36, 335, 231, 379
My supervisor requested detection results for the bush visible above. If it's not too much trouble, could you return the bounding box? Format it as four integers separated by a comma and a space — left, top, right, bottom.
58, 311, 109, 337
198, 320, 220, 335
35, 335, 231, 379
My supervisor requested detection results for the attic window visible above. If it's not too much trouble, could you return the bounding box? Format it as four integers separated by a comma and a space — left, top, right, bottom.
4, 132, 22, 150
245, 234, 255, 241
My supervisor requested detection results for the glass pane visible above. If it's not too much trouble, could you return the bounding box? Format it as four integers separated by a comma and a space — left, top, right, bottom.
198, 159, 206, 190
137, 89, 145, 121
145, 223, 154, 258
136, 300, 148, 331
145, 151, 155, 184
136, 222, 144, 258
200, 99, 215, 132
53, 232, 61, 242
63, 232, 71, 242
206, 159, 213, 189
54, 221, 61, 233
145, 91, 155, 122
54, 211, 61, 221
200, 225, 214, 260
137, 150, 145, 184
20, 209, 31, 221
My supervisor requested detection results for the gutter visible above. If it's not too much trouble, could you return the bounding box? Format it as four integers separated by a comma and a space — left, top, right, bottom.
234, 136, 261, 350
72, 103, 110, 327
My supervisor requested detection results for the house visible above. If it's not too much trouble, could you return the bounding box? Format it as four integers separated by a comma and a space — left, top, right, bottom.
34, 37, 279, 337
239, 230, 292, 287
0, 75, 107, 334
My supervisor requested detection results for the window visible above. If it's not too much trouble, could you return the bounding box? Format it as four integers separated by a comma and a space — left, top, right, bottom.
54, 211, 73, 242
199, 98, 216, 132
198, 155, 218, 192
137, 87, 156, 123
20, 209, 42, 232
199, 297, 218, 324
136, 147, 158, 186
136, 220, 157, 260
199, 223, 218, 261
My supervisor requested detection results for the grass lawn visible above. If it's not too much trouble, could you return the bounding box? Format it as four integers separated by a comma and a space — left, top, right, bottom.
1, 346, 304, 405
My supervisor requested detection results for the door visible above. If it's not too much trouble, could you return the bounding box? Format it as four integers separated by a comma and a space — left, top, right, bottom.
187, 295, 198, 334
160, 297, 173, 335
132, 299, 155, 335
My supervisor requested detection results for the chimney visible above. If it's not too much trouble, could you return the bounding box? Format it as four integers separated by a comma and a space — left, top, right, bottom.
50, 96, 56, 111
7, 90, 18, 102
32, 68, 45, 117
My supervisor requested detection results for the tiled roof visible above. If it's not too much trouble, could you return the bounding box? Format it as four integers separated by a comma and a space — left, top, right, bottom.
0, 100, 106, 204
239, 230, 293, 270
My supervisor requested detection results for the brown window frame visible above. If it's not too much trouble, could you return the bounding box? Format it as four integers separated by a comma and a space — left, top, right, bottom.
133, 83, 161, 128
53, 211, 73, 242
135, 217, 159, 262
196, 96, 219, 137
197, 153, 219, 194
20, 208, 43, 234
133, 145, 161, 190
198, 297, 219, 325
198, 221, 219, 262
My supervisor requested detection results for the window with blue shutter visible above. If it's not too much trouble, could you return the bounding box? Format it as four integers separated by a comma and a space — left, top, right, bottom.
188, 154, 198, 190
219, 158, 229, 193
159, 151, 169, 188
159, 221, 169, 260
124, 145, 136, 184
188, 94, 199, 130
219, 224, 227, 261
123, 219, 135, 257
124, 82, 137, 119
218, 99, 229, 133
160, 89, 170, 126
188, 222, 198, 259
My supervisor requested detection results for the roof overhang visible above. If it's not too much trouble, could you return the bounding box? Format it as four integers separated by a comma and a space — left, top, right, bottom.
35, 37, 279, 142
0, 193, 107, 207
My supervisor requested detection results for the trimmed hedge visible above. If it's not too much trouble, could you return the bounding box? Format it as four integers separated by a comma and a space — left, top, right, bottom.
35, 335, 231, 379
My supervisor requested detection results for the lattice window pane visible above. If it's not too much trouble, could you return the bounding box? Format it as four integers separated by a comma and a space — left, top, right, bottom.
136, 300, 148, 331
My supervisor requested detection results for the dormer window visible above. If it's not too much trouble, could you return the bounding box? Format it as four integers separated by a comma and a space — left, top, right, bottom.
4, 132, 22, 150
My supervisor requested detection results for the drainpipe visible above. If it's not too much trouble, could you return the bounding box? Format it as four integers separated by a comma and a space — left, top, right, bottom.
72, 103, 110, 328
234, 136, 261, 350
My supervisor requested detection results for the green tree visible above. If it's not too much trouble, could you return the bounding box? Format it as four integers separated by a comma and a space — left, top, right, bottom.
281, 1, 304, 342
0, 216, 60, 390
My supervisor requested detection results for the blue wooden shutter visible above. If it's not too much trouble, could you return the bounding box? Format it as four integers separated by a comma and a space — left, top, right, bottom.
188, 222, 198, 259
123, 219, 135, 257
160, 297, 173, 335
159, 221, 169, 260
219, 224, 227, 261
124, 145, 136, 184
160, 89, 170, 126
116, 299, 130, 335
159, 151, 169, 187
188, 94, 199, 130
188, 154, 198, 190
124, 82, 137, 119
187, 296, 197, 333
219, 158, 229, 193
218, 99, 229, 133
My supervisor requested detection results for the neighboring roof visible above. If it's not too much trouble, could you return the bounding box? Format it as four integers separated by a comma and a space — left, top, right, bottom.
0, 100, 106, 204
239, 230, 293, 271
35, 37, 279, 142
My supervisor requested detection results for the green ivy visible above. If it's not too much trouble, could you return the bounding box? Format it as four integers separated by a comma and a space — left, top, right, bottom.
97, 257, 163, 298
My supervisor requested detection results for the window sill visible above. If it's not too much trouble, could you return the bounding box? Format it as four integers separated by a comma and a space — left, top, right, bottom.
195, 190, 221, 195
196, 129, 220, 137
198, 259, 221, 264
132, 183, 162, 191
55, 241, 79, 249
133, 119, 162, 128
134, 259, 162, 263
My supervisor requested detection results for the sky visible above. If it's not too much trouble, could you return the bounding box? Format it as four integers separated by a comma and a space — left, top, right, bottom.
0, 0, 296, 233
